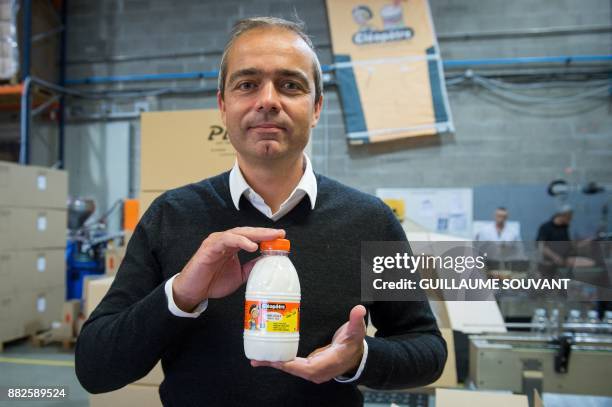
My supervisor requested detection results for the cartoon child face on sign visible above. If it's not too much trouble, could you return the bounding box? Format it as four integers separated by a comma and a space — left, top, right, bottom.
352, 5, 373, 30
381, 2, 405, 29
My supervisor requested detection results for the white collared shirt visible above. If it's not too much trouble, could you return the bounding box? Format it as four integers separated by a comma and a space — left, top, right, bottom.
164, 155, 367, 382
229, 155, 317, 220
475, 223, 520, 242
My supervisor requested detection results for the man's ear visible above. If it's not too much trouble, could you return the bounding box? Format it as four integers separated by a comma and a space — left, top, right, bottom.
311, 93, 324, 128
217, 90, 226, 125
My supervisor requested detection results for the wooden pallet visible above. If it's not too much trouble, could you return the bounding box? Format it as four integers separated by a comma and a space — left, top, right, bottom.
31, 329, 76, 351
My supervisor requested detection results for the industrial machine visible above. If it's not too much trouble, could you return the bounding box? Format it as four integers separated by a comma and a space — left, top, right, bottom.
66, 197, 123, 299
469, 323, 612, 398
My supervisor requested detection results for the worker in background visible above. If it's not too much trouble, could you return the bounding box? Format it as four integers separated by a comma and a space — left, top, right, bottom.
475, 207, 526, 270
75, 17, 446, 407
475, 207, 520, 242
536, 205, 596, 273
536, 204, 573, 267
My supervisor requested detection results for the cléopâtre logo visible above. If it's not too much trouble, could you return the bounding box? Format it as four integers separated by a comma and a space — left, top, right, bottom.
351, 2, 414, 45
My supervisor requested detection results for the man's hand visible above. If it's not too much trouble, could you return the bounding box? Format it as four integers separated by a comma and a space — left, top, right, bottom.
251, 305, 367, 384
173, 227, 285, 312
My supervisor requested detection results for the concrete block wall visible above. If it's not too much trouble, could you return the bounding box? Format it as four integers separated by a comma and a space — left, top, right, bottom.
56, 0, 611, 230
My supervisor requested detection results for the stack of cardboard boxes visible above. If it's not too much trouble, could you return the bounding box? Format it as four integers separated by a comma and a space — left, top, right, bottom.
0, 162, 67, 350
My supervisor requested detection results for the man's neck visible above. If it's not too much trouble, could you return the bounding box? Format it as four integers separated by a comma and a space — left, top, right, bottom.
238, 155, 305, 214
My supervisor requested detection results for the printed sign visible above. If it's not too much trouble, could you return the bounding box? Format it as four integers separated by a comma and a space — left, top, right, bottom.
326, 0, 454, 143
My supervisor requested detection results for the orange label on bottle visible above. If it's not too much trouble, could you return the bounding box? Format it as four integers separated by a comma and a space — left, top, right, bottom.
244, 300, 300, 333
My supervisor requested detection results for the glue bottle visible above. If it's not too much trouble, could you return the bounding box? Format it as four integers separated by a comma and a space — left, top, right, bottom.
244, 238, 300, 361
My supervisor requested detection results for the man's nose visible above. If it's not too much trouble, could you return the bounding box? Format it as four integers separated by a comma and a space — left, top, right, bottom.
255, 81, 281, 113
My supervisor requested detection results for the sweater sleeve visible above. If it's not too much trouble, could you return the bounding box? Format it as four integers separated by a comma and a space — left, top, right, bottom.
356, 201, 448, 389
75, 196, 201, 393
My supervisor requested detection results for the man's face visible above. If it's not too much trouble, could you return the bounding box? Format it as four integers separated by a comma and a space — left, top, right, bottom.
560, 212, 572, 225
495, 209, 507, 226
218, 27, 323, 164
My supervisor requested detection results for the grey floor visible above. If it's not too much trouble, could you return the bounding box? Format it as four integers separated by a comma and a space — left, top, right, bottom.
0, 339, 611, 407
0, 339, 89, 407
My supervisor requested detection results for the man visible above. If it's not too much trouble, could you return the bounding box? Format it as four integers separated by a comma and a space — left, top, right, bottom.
475, 207, 526, 268
75, 17, 446, 406
475, 207, 520, 242
536, 205, 574, 268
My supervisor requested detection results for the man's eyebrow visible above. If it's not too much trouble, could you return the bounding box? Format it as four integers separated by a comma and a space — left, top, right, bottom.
275, 69, 309, 85
227, 68, 262, 85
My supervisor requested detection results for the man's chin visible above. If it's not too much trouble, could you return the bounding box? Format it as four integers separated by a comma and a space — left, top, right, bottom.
253, 141, 285, 157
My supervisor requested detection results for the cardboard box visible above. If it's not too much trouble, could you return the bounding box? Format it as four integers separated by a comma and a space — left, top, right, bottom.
430, 300, 506, 334
0, 293, 20, 343
122, 230, 134, 247
90, 384, 162, 407
0, 207, 67, 251
84, 276, 114, 318
140, 110, 235, 191
435, 388, 528, 407
104, 247, 125, 276
0, 161, 68, 209
425, 328, 457, 389
0, 249, 65, 294
75, 312, 86, 337
134, 362, 164, 386
61, 299, 81, 336
19, 285, 65, 337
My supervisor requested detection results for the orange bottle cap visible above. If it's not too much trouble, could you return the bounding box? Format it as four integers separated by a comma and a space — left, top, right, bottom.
260, 238, 290, 252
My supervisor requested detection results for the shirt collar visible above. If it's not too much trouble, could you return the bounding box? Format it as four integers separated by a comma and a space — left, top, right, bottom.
229, 155, 317, 211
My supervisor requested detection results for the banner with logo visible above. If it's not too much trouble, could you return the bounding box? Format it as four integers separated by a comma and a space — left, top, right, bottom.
325, 0, 454, 144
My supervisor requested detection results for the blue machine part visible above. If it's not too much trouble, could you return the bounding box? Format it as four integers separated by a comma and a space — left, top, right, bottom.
65, 240, 105, 300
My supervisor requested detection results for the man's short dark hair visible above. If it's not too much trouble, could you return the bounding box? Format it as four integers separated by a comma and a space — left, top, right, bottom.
218, 16, 323, 104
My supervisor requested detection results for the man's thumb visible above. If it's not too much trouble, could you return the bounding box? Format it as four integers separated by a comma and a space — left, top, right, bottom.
346, 305, 367, 336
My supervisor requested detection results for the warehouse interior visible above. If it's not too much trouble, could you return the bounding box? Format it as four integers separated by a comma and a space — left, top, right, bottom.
0, 0, 611, 406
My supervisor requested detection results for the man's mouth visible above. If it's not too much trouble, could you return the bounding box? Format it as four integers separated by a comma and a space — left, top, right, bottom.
249, 122, 285, 131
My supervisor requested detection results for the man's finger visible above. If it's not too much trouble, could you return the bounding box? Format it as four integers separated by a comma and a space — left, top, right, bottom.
346, 305, 367, 337
210, 234, 258, 255
230, 227, 286, 242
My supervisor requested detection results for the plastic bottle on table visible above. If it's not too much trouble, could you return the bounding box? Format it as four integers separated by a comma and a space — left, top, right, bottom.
530, 308, 548, 334
244, 238, 301, 362
586, 310, 601, 334
565, 309, 582, 333
604, 311, 612, 334
548, 308, 560, 337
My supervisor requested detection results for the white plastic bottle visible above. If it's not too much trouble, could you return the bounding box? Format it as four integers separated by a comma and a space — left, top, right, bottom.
244, 238, 301, 362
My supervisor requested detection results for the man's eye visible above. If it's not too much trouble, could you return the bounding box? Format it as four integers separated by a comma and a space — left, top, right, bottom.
281, 82, 301, 91
237, 82, 256, 90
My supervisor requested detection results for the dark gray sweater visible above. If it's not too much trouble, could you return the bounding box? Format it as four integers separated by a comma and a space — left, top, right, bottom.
75, 172, 446, 406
